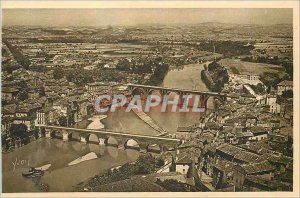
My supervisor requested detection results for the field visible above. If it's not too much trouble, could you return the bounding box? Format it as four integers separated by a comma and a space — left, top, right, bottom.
218, 58, 286, 77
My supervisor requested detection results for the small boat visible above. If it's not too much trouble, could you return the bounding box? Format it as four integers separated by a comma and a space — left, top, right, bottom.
22, 167, 44, 178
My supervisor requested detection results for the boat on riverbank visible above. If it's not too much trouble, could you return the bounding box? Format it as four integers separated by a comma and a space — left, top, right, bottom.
22, 167, 44, 178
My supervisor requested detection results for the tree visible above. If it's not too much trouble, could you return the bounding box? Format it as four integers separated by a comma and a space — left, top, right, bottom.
116, 59, 131, 71
138, 62, 152, 74
33, 128, 39, 139
17, 79, 28, 89
66, 68, 93, 85
2, 63, 21, 74
283, 62, 293, 79
1, 134, 9, 150
282, 90, 293, 98
155, 157, 165, 168
53, 67, 64, 79
58, 115, 68, 126
17, 90, 29, 101
133, 154, 156, 174
260, 72, 290, 92
286, 135, 293, 157
148, 62, 169, 86
250, 83, 265, 94
156, 179, 188, 192
10, 124, 28, 138
30, 64, 46, 72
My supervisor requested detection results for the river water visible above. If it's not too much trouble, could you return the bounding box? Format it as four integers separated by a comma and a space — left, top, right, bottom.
2, 62, 211, 192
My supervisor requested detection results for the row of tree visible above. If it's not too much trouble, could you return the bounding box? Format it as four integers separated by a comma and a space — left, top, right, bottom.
196, 40, 255, 57
3, 39, 31, 70
53, 66, 126, 86
259, 72, 290, 93
52, 57, 170, 86
242, 56, 293, 79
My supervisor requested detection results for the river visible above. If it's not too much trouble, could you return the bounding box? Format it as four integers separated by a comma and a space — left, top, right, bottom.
2, 62, 211, 192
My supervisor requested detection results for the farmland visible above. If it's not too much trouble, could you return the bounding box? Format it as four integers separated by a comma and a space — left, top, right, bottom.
218, 58, 286, 77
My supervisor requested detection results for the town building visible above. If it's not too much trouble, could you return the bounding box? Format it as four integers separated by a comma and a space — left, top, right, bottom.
277, 80, 293, 95
2, 87, 19, 102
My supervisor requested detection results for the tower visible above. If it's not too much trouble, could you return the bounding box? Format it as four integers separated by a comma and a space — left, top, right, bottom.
213, 45, 216, 62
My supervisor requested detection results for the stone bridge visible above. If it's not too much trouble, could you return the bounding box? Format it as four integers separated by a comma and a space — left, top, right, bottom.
44, 126, 182, 152
125, 83, 227, 108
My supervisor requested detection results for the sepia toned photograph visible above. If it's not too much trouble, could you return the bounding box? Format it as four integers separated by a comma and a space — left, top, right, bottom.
1, 1, 299, 197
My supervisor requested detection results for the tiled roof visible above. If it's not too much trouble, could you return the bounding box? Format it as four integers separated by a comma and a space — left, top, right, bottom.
277, 80, 293, 86
177, 126, 193, 132
2, 87, 19, 93
242, 161, 275, 174
236, 132, 254, 138
234, 151, 261, 164
237, 143, 270, 155
3, 104, 17, 114
216, 143, 244, 156
250, 126, 267, 133
176, 155, 192, 164
267, 155, 292, 165
213, 160, 234, 172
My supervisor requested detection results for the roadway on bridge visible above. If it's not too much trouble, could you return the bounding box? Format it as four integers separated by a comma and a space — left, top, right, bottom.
45, 126, 180, 143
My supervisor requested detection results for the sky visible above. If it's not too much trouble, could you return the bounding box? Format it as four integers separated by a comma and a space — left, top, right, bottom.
2, 8, 293, 26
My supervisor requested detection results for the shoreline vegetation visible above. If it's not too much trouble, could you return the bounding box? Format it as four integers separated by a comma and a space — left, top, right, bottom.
74, 154, 165, 192
200, 61, 229, 92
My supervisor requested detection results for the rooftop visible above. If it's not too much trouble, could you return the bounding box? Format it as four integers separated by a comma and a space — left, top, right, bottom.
277, 80, 293, 86
242, 161, 275, 175
216, 143, 244, 156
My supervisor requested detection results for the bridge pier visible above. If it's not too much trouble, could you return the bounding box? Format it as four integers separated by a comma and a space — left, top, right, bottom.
80, 136, 87, 144
99, 138, 105, 145
45, 129, 51, 138
140, 149, 147, 153
63, 131, 69, 141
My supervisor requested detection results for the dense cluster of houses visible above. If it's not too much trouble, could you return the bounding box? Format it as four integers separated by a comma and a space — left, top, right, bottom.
1, 69, 95, 146
154, 76, 293, 191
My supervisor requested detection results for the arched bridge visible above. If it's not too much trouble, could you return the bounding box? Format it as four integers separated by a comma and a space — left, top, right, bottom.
125, 83, 227, 108
44, 126, 182, 152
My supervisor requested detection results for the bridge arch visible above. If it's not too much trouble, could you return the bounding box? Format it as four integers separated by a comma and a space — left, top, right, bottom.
124, 139, 140, 151
105, 136, 119, 147
146, 144, 162, 153
202, 95, 226, 109
50, 130, 63, 139
131, 87, 147, 99
68, 132, 81, 142
148, 89, 163, 97
86, 133, 99, 144
147, 89, 163, 105
166, 91, 180, 96
165, 91, 184, 107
